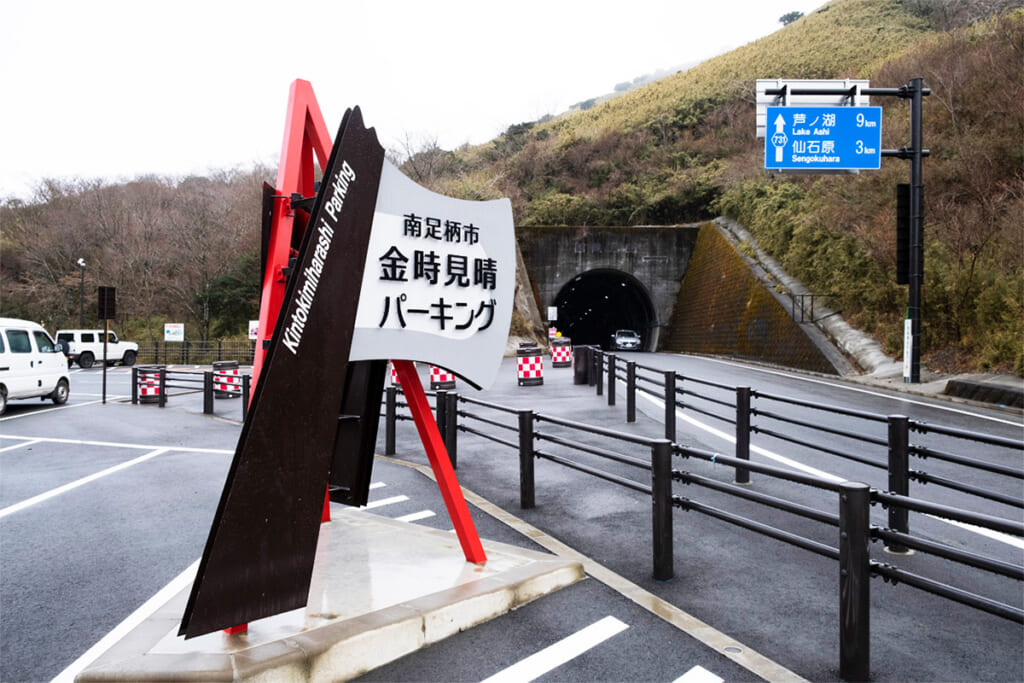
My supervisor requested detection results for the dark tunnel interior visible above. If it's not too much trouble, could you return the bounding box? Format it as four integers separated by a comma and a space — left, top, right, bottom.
552, 269, 656, 350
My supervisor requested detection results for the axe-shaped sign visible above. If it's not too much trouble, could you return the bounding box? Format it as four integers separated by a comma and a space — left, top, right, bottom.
179, 103, 513, 639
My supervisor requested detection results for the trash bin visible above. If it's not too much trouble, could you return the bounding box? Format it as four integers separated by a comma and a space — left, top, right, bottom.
516, 342, 543, 386
213, 360, 240, 399
551, 337, 572, 368
573, 346, 593, 385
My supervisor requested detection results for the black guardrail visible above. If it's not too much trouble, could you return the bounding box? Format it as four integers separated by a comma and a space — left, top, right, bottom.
131, 365, 250, 420
591, 350, 1023, 526
379, 356, 1023, 682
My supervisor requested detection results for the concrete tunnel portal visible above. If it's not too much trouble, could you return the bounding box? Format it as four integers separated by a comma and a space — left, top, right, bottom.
552, 269, 657, 351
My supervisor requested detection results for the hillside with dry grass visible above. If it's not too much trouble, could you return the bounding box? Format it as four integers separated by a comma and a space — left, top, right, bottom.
412, 0, 1024, 374
3, 0, 1020, 374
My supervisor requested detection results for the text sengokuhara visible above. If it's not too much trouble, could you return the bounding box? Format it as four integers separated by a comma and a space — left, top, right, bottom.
281, 161, 356, 354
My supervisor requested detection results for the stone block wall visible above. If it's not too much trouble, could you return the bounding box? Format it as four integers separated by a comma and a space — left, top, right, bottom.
663, 224, 838, 375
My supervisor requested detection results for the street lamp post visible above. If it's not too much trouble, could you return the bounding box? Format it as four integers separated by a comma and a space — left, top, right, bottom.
77, 258, 86, 327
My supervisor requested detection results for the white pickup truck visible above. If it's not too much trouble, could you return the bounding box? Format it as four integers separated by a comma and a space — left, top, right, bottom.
55, 329, 138, 368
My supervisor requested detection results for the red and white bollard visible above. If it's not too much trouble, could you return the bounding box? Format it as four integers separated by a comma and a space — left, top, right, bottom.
430, 365, 455, 390
138, 368, 162, 404
550, 338, 572, 368
214, 367, 241, 398
516, 346, 544, 386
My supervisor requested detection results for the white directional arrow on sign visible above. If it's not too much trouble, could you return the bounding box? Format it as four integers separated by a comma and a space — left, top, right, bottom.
771, 113, 787, 162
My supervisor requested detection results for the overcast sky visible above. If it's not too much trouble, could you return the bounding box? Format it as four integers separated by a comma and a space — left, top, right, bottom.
1, 0, 826, 201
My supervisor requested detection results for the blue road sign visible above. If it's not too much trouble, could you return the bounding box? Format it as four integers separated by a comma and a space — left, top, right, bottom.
765, 106, 882, 171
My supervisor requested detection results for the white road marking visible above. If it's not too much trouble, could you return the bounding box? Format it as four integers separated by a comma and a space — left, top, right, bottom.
0, 399, 113, 421
692, 355, 1023, 427
673, 664, 725, 683
50, 559, 200, 683
369, 481, 386, 489
0, 439, 41, 453
0, 433, 232, 454
0, 448, 169, 520
395, 509, 436, 523
363, 495, 409, 509
480, 616, 629, 683
635, 382, 1024, 549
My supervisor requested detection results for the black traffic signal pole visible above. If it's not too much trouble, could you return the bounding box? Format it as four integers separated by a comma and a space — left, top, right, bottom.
765, 79, 929, 382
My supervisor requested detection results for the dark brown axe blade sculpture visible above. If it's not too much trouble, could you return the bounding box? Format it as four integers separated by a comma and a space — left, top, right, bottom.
179, 107, 384, 638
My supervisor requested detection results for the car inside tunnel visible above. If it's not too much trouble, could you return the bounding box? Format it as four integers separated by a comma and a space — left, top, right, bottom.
552, 269, 656, 351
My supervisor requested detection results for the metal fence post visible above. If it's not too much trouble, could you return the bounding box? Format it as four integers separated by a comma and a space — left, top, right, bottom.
664, 371, 676, 442
588, 347, 597, 387
435, 390, 447, 444
652, 439, 674, 581
607, 354, 616, 406
887, 415, 910, 552
242, 374, 250, 421
596, 351, 604, 396
518, 410, 535, 509
203, 371, 214, 414
158, 368, 167, 408
445, 392, 459, 469
839, 481, 871, 682
626, 361, 636, 423
735, 387, 751, 485
131, 367, 138, 405
385, 386, 397, 455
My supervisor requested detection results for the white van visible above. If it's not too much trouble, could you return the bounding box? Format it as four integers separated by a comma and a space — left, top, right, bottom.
0, 318, 70, 415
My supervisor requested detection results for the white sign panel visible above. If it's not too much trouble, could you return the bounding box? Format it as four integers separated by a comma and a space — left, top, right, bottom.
349, 161, 514, 390
248, 320, 260, 340
756, 79, 871, 138
164, 323, 185, 342
903, 319, 913, 381
547, 306, 558, 321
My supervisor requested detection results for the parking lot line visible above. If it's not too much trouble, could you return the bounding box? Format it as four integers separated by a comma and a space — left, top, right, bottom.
50, 559, 201, 683
0, 448, 168, 519
364, 495, 409, 510
0, 434, 232, 455
0, 438, 41, 453
479, 615, 628, 683
394, 510, 436, 523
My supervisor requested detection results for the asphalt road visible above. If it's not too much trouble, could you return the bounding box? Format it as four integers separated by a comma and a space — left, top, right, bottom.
374, 353, 1023, 682
1, 357, 1021, 682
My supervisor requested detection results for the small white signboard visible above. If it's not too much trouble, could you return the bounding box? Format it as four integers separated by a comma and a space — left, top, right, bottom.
164, 323, 185, 342
248, 320, 260, 341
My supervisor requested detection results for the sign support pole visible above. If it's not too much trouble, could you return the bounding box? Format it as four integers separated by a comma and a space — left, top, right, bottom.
392, 359, 486, 563
763, 79, 929, 382
906, 77, 924, 384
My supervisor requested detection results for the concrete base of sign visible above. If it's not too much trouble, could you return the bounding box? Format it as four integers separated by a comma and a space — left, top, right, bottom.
77, 510, 583, 682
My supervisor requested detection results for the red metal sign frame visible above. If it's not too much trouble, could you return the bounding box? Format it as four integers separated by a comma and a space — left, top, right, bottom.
217, 79, 487, 635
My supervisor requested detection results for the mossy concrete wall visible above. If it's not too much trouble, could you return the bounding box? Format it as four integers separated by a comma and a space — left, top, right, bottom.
662, 224, 838, 375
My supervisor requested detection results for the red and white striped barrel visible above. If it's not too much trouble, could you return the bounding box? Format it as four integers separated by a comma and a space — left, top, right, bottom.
551, 340, 572, 368
214, 367, 241, 398
429, 365, 455, 390
138, 368, 161, 404
516, 352, 544, 386
390, 361, 401, 385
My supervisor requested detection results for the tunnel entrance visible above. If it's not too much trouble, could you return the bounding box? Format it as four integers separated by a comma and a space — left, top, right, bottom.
552, 269, 657, 351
